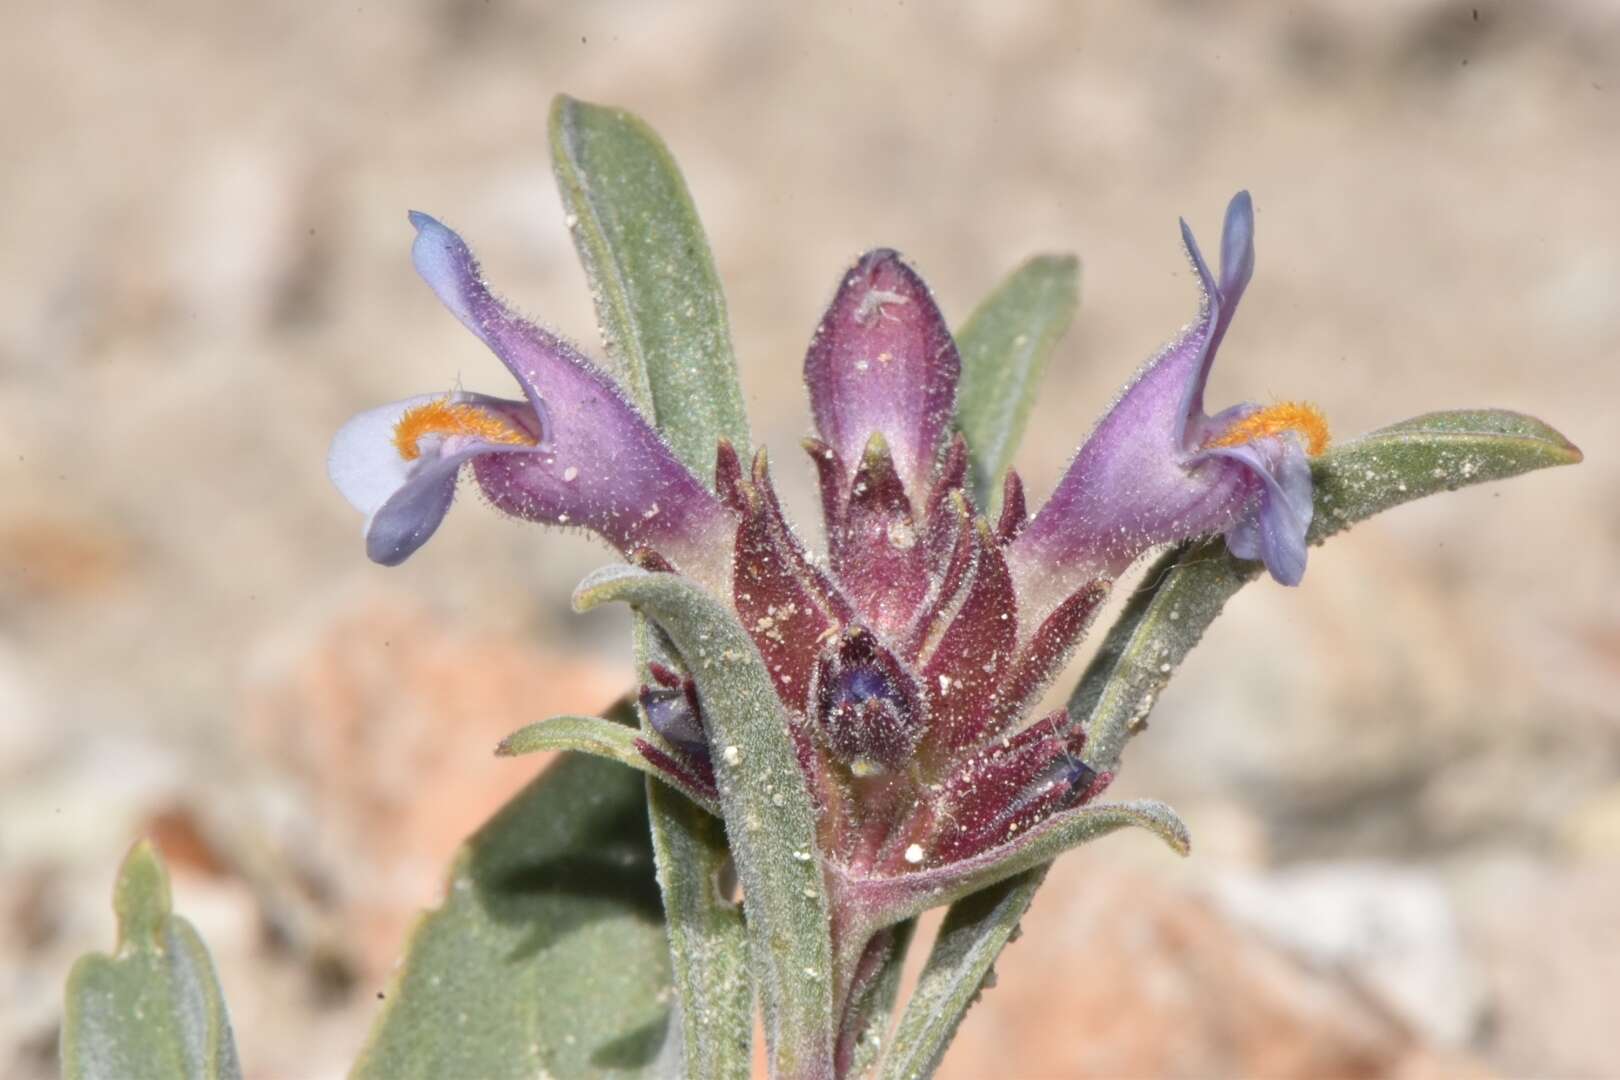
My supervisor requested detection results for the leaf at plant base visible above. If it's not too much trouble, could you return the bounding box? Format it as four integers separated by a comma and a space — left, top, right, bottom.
497, 710, 721, 817
61, 840, 242, 1080
953, 255, 1079, 512
1079, 407, 1583, 772
550, 94, 750, 481
876, 868, 1044, 1080
575, 564, 837, 1079
353, 753, 672, 1079
897, 407, 1581, 1072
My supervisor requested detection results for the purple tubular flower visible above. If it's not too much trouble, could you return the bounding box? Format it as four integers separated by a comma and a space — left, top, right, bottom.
1012, 191, 1327, 607
327, 213, 733, 582
804, 249, 960, 507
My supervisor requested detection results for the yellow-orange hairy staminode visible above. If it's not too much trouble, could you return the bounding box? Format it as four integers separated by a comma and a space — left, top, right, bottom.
392, 399, 536, 461
1207, 401, 1330, 457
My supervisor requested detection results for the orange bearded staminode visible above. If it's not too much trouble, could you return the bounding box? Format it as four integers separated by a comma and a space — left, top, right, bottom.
392, 398, 537, 461
1206, 401, 1330, 457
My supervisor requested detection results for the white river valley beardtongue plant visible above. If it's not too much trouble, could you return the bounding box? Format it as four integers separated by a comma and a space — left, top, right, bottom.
61, 97, 1582, 1080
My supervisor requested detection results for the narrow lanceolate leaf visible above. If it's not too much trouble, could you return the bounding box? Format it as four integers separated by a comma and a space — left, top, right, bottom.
497, 709, 721, 817
878, 869, 1045, 1080
1079, 407, 1583, 772
552, 96, 756, 1076
575, 565, 836, 1080
550, 94, 750, 479
353, 754, 672, 1080
953, 255, 1079, 512
61, 841, 241, 1080
635, 620, 752, 1080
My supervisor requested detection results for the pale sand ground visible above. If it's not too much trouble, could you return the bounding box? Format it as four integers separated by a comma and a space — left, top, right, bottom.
3, 2, 1617, 1076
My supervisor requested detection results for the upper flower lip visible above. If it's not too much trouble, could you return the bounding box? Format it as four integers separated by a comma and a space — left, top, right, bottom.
1174, 191, 1255, 449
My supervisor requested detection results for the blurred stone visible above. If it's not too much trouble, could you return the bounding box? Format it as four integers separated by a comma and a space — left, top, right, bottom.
1459, 854, 1620, 1078
1559, 784, 1620, 859
939, 852, 1483, 1079
0, 517, 134, 604
1210, 861, 1484, 1048
240, 595, 627, 981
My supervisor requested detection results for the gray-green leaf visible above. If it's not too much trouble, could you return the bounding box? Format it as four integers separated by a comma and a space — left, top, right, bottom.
550, 94, 750, 480
551, 94, 756, 1078
1080, 407, 1583, 772
353, 753, 672, 1079
876, 869, 1044, 1080
953, 255, 1079, 512
575, 565, 836, 1079
497, 709, 721, 817
835, 799, 1186, 933
61, 841, 242, 1080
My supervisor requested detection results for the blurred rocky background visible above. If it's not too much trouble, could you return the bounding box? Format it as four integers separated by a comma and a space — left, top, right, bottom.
3, 1, 1616, 1076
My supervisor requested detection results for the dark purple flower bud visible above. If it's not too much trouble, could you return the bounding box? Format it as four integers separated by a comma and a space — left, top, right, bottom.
639, 663, 708, 758
814, 629, 925, 772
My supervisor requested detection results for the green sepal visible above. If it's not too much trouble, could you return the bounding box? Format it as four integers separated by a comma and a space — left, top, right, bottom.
549, 94, 750, 481
952, 254, 1079, 512
352, 754, 673, 1079
574, 565, 837, 1080
61, 841, 242, 1080
496, 707, 721, 817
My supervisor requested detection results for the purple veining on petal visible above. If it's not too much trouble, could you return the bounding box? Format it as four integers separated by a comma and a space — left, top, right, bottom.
804, 248, 960, 504
407, 212, 733, 576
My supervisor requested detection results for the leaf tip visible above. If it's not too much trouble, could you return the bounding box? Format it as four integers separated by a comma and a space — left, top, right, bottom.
571, 563, 648, 613
113, 839, 172, 949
